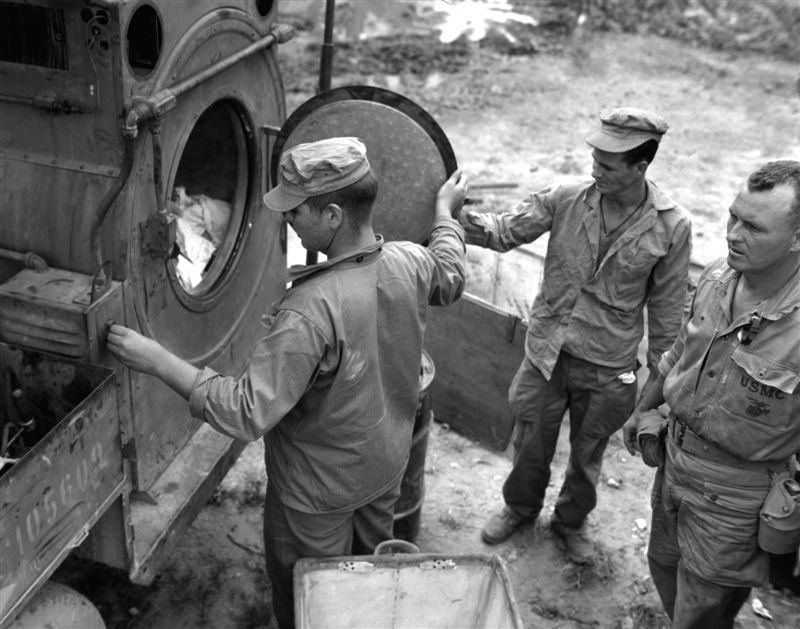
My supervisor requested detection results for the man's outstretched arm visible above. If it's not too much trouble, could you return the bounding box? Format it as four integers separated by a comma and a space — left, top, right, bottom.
107, 323, 199, 399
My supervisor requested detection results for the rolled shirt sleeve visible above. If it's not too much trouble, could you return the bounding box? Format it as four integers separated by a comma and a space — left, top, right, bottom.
426, 215, 467, 306
458, 190, 556, 251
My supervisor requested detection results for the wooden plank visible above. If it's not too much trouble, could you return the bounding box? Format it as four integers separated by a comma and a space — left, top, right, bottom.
424, 294, 526, 451
428, 245, 704, 452
128, 424, 245, 585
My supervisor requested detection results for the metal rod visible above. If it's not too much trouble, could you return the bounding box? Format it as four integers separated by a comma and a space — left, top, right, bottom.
306, 0, 336, 268
89, 136, 135, 292
319, 0, 336, 94
170, 24, 294, 97
0, 247, 48, 271
469, 183, 519, 190
123, 24, 295, 138
1, 424, 27, 454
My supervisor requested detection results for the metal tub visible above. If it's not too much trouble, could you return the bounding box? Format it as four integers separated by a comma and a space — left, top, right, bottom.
294, 541, 524, 629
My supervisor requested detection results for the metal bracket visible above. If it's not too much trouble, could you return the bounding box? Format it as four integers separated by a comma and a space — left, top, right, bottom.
139, 214, 176, 260
130, 489, 159, 506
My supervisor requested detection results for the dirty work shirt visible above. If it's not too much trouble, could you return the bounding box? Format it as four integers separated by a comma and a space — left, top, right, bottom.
459, 179, 692, 378
188, 216, 466, 514
653, 258, 800, 587
659, 258, 800, 462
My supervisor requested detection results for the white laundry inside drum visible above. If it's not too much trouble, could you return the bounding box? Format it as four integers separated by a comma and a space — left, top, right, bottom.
168, 187, 231, 290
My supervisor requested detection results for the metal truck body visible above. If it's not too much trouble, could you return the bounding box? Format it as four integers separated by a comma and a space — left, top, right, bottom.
0, 1, 290, 623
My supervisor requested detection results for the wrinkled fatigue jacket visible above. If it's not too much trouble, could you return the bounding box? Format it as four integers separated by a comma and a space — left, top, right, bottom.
660, 258, 800, 461
653, 258, 800, 587
188, 217, 466, 514
459, 179, 692, 379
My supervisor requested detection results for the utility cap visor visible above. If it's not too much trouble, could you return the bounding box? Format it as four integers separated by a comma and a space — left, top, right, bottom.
585, 107, 668, 153
263, 137, 371, 212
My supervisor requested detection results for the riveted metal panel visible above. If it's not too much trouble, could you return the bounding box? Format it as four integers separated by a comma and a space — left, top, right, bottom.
0, 345, 124, 625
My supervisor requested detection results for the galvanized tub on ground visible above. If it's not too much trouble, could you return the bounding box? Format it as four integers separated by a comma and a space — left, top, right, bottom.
294, 542, 524, 628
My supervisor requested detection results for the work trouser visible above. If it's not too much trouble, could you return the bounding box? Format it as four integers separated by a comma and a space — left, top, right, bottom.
647, 436, 775, 628
502, 351, 637, 527
263, 479, 400, 629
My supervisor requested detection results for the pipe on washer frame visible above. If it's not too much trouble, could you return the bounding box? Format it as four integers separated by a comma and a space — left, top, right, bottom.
0, 248, 48, 272
319, 0, 336, 94
89, 135, 136, 294
122, 24, 294, 139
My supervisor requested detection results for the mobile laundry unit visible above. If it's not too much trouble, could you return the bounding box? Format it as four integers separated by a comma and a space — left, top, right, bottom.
0, 1, 290, 624
0, 1, 527, 626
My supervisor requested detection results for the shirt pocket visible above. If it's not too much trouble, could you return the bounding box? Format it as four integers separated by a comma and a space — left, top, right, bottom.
602, 247, 658, 312
720, 347, 797, 430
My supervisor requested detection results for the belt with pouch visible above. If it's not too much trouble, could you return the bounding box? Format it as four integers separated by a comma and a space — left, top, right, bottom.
667, 414, 787, 475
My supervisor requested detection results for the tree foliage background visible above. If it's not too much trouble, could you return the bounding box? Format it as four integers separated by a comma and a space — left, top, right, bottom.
542, 0, 800, 61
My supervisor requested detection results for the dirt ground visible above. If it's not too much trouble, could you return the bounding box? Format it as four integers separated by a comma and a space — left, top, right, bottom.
54, 2, 800, 628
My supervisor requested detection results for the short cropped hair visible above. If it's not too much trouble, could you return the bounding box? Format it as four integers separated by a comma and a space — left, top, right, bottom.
621, 139, 659, 166
747, 160, 800, 227
307, 169, 379, 230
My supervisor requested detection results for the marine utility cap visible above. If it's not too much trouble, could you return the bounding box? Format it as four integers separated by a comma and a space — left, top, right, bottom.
263, 137, 371, 212
585, 107, 669, 153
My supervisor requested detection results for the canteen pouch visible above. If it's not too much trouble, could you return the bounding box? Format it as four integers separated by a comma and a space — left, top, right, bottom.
758, 471, 800, 554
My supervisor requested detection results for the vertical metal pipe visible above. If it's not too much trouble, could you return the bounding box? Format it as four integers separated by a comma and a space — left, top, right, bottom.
307, 0, 337, 266
90, 136, 135, 291
319, 0, 336, 94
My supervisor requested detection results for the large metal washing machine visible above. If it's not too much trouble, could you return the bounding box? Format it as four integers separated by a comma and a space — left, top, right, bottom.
0, 1, 290, 623
0, 0, 468, 624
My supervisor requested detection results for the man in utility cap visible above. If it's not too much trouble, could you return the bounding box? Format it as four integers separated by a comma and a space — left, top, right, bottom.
108, 136, 469, 629
463, 107, 692, 564
623, 160, 800, 627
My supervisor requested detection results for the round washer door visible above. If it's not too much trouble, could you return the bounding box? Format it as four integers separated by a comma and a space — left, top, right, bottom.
273, 86, 457, 244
